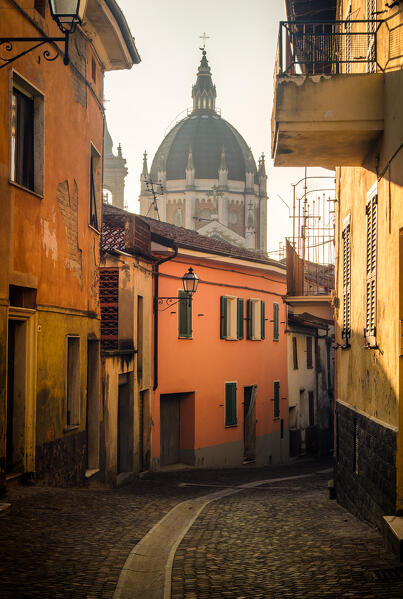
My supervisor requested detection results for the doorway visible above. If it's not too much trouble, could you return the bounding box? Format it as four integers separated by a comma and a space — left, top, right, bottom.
7, 319, 27, 474
86, 339, 100, 471
243, 385, 257, 462
117, 374, 132, 473
160, 394, 180, 466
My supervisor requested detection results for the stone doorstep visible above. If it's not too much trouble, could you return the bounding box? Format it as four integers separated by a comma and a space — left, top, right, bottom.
383, 516, 403, 562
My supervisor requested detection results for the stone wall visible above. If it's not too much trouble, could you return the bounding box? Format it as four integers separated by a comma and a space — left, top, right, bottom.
35, 431, 87, 487
335, 401, 396, 529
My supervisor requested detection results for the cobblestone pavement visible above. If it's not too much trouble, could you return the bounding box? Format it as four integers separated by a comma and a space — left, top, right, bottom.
171, 470, 403, 599
0, 457, 402, 598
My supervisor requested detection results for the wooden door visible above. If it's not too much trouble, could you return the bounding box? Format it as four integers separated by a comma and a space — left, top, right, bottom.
160, 395, 180, 466
243, 385, 257, 461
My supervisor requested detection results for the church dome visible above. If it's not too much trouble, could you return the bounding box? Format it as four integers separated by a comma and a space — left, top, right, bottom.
149, 50, 258, 183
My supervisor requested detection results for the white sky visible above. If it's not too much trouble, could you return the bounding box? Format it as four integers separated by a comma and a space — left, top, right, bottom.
104, 0, 333, 255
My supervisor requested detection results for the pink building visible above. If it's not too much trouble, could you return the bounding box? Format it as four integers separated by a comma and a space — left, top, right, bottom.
144, 218, 289, 469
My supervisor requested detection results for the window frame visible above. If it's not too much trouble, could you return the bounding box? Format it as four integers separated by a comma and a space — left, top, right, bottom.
224, 381, 237, 427
220, 296, 243, 340
9, 71, 44, 196
178, 289, 192, 339
89, 143, 101, 232
246, 298, 266, 341
65, 335, 81, 430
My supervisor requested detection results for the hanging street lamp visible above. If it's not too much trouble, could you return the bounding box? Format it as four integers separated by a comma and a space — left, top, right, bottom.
0, 0, 87, 69
155, 267, 200, 311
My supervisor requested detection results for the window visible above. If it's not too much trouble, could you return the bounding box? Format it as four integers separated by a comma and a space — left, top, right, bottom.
137, 296, 143, 377
306, 336, 313, 369
273, 381, 280, 419
365, 184, 378, 347
220, 296, 244, 340
34, 0, 46, 17
225, 382, 237, 426
178, 289, 192, 338
292, 336, 298, 369
10, 75, 44, 194
66, 337, 80, 427
273, 302, 279, 340
91, 58, 97, 82
342, 215, 351, 346
246, 299, 265, 340
308, 391, 314, 426
89, 145, 101, 230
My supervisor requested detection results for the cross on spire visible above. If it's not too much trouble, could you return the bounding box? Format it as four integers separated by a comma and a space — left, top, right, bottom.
199, 32, 210, 50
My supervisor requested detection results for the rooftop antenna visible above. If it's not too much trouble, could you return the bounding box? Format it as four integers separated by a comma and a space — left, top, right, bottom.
144, 177, 163, 221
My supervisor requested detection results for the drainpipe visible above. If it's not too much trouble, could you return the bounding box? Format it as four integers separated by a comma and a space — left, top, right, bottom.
153, 244, 178, 390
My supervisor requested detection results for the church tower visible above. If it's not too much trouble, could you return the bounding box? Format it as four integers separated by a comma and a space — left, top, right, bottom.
103, 120, 128, 210
139, 49, 267, 251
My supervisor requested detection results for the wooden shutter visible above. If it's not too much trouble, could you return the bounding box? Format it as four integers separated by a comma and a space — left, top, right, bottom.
246, 299, 253, 339
225, 382, 237, 426
306, 336, 313, 369
365, 188, 377, 347
260, 301, 266, 340
274, 381, 280, 419
273, 302, 279, 340
292, 337, 298, 369
90, 155, 98, 230
342, 216, 351, 345
237, 298, 244, 340
220, 296, 228, 339
178, 290, 192, 338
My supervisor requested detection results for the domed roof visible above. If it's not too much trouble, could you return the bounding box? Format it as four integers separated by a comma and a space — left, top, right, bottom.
149, 50, 258, 183
150, 113, 258, 182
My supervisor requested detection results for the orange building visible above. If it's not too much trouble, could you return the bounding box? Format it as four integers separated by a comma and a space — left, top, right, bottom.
0, 1, 139, 492
143, 218, 289, 468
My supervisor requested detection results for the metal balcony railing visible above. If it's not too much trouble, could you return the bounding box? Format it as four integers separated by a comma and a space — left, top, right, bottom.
277, 20, 382, 75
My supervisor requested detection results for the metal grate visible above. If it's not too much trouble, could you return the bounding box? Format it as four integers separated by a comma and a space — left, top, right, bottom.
278, 20, 381, 74
102, 214, 126, 253
100, 268, 119, 350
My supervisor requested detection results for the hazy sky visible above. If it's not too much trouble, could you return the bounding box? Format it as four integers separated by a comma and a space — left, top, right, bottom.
104, 0, 333, 255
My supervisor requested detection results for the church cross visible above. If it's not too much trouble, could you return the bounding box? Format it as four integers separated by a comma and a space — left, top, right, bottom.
199, 32, 210, 50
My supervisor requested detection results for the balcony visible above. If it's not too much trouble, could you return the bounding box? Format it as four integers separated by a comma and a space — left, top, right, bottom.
272, 21, 384, 168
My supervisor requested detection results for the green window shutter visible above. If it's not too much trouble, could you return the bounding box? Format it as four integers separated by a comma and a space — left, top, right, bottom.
260, 301, 265, 340
273, 303, 279, 340
246, 300, 253, 339
274, 381, 280, 419
178, 290, 192, 338
220, 296, 228, 339
237, 298, 244, 340
225, 382, 237, 426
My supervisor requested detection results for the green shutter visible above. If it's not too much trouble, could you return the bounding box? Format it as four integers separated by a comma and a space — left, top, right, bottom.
225, 382, 237, 426
273, 303, 279, 340
246, 300, 253, 339
260, 301, 265, 340
220, 296, 228, 339
178, 290, 192, 338
274, 381, 280, 419
237, 298, 244, 340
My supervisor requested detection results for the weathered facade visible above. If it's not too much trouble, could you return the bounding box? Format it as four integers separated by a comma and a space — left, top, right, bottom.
272, 0, 403, 539
0, 1, 139, 493
143, 218, 288, 469
100, 205, 153, 486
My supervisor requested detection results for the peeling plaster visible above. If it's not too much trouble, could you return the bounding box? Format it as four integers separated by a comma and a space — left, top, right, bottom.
42, 219, 58, 263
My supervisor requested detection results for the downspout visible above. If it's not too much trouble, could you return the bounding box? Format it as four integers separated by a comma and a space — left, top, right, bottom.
153, 244, 178, 390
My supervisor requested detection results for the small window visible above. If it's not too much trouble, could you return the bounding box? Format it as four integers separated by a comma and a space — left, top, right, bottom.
308, 391, 314, 426
10, 75, 44, 194
220, 296, 243, 340
178, 289, 192, 338
306, 336, 313, 369
34, 0, 46, 17
66, 337, 80, 427
273, 302, 279, 340
246, 299, 265, 341
225, 382, 237, 426
292, 336, 298, 369
273, 381, 280, 419
89, 145, 101, 230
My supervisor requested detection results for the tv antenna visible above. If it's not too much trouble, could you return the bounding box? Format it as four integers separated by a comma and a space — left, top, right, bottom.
145, 178, 163, 221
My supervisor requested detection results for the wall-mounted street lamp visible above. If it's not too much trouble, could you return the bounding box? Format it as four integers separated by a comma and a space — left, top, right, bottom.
0, 0, 86, 69
156, 267, 199, 311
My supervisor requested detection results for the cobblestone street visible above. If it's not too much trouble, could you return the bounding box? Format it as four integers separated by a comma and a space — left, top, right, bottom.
1, 458, 402, 598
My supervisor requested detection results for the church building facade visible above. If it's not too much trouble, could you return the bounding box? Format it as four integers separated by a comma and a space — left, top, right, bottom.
139, 50, 268, 251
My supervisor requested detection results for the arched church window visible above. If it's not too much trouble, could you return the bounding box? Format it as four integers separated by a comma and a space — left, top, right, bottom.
203, 97, 206, 109
229, 211, 239, 225
103, 188, 113, 204
173, 205, 183, 226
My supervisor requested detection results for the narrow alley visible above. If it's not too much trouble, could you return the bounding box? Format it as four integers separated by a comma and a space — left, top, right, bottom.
1, 458, 402, 598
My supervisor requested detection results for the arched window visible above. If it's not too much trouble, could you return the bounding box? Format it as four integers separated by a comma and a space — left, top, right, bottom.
103, 188, 113, 204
